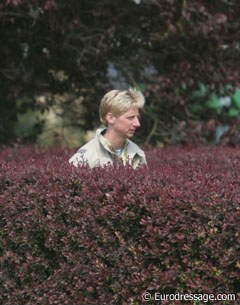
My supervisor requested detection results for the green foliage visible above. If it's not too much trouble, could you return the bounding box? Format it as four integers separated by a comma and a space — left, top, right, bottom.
228, 108, 239, 118
207, 94, 221, 113
1, 0, 240, 146
186, 85, 240, 144
14, 109, 44, 140
190, 85, 240, 119
191, 83, 208, 99
232, 88, 240, 109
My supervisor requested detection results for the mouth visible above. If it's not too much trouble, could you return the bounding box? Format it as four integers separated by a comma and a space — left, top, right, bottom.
129, 129, 136, 134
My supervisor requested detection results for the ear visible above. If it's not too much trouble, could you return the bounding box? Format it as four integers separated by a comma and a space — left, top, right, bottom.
105, 112, 116, 125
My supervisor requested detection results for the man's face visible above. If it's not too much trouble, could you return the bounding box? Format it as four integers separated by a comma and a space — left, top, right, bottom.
108, 107, 141, 139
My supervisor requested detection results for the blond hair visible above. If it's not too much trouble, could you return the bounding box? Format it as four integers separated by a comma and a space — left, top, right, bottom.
99, 87, 145, 125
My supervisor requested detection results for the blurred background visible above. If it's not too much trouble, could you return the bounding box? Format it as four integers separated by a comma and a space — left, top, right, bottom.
1, 0, 240, 148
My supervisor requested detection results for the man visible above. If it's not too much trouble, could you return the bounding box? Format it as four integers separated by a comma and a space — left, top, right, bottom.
69, 87, 147, 168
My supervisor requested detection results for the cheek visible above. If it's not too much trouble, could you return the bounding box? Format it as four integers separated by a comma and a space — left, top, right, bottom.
125, 120, 132, 127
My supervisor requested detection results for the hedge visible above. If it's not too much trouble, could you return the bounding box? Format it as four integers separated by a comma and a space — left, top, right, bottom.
0, 145, 239, 305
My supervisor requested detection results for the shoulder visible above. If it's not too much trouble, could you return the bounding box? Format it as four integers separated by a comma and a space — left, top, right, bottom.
127, 139, 145, 157
126, 139, 147, 167
69, 137, 99, 167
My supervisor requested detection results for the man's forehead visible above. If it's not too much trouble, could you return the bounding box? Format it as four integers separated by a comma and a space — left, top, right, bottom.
123, 107, 140, 115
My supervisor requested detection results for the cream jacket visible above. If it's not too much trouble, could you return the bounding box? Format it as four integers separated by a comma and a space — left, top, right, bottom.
69, 128, 147, 168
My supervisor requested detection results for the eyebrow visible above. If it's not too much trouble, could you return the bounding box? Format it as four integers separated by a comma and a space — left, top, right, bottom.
127, 114, 141, 119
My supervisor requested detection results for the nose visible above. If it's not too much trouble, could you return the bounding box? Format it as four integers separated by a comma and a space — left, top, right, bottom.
133, 116, 140, 128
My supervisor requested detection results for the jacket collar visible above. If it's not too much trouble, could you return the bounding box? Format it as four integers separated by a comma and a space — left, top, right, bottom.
96, 128, 144, 158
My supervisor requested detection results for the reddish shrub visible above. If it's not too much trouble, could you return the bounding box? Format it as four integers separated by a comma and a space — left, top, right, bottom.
0, 145, 239, 305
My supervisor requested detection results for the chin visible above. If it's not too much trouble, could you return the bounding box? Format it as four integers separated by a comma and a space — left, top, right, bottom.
127, 133, 135, 138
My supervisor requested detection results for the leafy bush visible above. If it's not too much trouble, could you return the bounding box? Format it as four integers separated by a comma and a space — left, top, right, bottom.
185, 86, 240, 145
0, 146, 239, 305
2, 1, 240, 146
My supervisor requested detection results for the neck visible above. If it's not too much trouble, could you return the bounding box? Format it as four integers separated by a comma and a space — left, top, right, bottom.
103, 129, 126, 150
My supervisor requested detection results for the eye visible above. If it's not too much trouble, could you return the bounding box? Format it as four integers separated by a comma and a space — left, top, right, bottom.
127, 115, 140, 120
